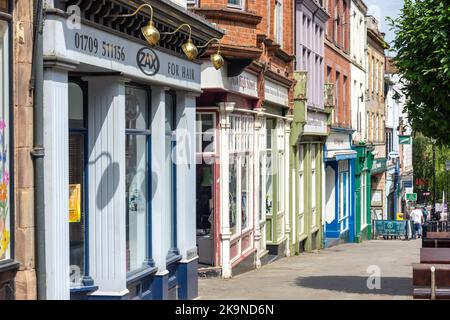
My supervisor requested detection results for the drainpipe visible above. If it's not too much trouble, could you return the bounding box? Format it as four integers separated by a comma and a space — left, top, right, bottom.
30, 0, 46, 300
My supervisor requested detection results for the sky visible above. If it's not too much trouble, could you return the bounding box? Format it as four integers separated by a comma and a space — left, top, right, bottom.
364, 0, 404, 53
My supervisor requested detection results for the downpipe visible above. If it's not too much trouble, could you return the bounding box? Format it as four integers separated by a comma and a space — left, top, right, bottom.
30, 0, 46, 300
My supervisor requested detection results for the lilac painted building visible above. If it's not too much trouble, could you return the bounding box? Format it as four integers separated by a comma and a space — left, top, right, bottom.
295, 0, 329, 109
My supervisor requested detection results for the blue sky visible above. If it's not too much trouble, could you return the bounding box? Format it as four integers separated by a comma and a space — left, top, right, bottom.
364, 0, 404, 52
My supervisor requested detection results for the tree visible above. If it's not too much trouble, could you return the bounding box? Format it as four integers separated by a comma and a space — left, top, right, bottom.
388, 0, 450, 146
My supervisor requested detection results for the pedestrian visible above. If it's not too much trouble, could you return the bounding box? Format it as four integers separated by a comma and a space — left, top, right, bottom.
410, 206, 424, 239
421, 205, 428, 223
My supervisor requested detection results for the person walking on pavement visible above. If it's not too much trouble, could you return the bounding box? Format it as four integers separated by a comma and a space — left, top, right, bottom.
410, 206, 424, 239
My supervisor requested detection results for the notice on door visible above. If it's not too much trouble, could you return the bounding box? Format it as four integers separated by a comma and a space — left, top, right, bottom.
69, 184, 81, 223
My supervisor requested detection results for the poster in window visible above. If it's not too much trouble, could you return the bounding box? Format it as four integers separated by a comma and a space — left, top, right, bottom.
69, 184, 81, 223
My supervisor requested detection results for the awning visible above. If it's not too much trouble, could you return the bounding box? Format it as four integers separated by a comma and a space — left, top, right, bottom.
325, 150, 357, 161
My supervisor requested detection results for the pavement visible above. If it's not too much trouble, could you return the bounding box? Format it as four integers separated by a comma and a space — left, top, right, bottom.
198, 239, 421, 300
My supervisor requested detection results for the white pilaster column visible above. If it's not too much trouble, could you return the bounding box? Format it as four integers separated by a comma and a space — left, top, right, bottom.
43, 67, 71, 300
284, 116, 293, 257
218, 102, 234, 279
151, 86, 169, 274
253, 110, 264, 268
86, 77, 128, 297
175, 92, 198, 261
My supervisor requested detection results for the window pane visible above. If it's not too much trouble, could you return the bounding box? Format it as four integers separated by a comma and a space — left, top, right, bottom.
201, 114, 215, 153
126, 134, 148, 272
165, 93, 176, 252
126, 87, 149, 130
197, 163, 214, 232
241, 156, 249, 230
69, 134, 85, 280
69, 82, 85, 129
266, 152, 273, 215
229, 157, 237, 235
228, 0, 241, 6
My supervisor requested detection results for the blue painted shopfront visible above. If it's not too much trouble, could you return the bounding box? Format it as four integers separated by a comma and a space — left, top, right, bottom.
324, 129, 357, 246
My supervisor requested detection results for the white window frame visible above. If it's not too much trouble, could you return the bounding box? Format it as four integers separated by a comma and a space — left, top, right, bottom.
311, 144, 317, 228
298, 145, 305, 236
228, 0, 244, 10
274, 0, 283, 47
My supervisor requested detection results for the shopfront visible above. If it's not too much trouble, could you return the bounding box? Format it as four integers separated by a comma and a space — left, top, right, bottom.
42, 1, 222, 300
196, 62, 259, 278
259, 77, 291, 260
353, 144, 374, 242
324, 130, 357, 245
289, 73, 331, 254
371, 158, 387, 221
0, 1, 18, 300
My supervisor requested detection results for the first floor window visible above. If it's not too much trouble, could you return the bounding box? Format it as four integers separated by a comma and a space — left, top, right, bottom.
228, 0, 243, 8
125, 86, 151, 273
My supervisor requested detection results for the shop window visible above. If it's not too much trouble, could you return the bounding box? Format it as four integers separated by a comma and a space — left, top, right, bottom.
311, 145, 317, 227
338, 161, 349, 232
259, 119, 274, 221
68, 80, 90, 286
196, 113, 215, 155
196, 113, 216, 236
298, 146, 305, 235
0, 21, 10, 262
229, 115, 254, 236
165, 92, 177, 255
125, 86, 151, 273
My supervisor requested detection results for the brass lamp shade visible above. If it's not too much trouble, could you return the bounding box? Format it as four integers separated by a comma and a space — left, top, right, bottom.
141, 21, 160, 46
211, 52, 224, 70
182, 39, 198, 61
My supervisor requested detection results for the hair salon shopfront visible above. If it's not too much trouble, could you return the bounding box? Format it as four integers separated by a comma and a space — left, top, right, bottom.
42, 2, 222, 300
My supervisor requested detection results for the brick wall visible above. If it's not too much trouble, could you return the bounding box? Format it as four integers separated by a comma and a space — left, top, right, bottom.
13, 0, 36, 300
324, 0, 351, 128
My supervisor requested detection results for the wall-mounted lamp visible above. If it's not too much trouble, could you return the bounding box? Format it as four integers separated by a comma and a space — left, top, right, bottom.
198, 38, 224, 70
162, 24, 198, 60
107, 4, 160, 46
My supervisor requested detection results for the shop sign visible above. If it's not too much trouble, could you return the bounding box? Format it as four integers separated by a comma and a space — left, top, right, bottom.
371, 158, 387, 174
304, 111, 327, 135
446, 160, 450, 171
406, 193, 417, 201
326, 132, 351, 151
228, 71, 258, 98
399, 135, 411, 145
264, 78, 289, 107
69, 184, 81, 223
402, 180, 413, 188
371, 190, 383, 206
44, 15, 201, 89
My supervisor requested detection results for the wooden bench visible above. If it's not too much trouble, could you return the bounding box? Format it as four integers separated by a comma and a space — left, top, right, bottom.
422, 239, 450, 248
420, 248, 450, 264
426, 232, 450, 239
413, 263, 450, 299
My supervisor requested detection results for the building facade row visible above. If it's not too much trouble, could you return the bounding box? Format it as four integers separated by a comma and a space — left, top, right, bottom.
0, 0, 413, 300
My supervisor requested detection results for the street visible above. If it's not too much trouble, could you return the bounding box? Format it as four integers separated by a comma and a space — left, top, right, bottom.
199, 239, 421, 300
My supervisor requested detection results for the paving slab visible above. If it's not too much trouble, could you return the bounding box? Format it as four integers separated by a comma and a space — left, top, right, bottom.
198, 239, 421, 300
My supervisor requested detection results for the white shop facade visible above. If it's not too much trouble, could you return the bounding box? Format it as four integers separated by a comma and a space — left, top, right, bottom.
41, 8, 218, 300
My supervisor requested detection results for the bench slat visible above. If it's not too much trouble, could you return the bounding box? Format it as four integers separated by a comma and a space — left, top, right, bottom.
413, 263, 450, 286
420, 248, 450, 264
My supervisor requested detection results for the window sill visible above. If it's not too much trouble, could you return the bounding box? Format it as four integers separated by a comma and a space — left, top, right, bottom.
167, 253, 182, 266
126, 266, 158, 286
70, 285, 99, 293
0, 260, 20, 283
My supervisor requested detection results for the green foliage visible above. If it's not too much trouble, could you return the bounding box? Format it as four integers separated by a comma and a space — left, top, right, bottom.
388, 0, 450, 146
413, 133, 450, 201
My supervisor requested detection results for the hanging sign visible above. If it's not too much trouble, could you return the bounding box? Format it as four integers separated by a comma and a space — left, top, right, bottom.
399, 135, 411, 145
69, 184, 81, 223
405, 193, 417, 201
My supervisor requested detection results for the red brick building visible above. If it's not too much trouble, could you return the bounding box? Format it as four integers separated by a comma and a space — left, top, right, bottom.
324, 0, 351, 128
190, 0, 295, 277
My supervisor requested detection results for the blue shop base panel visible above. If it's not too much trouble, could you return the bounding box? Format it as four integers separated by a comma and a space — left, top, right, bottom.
74, 258, 199, 300
324, 230, 350, 248
177, 259, 199, 300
